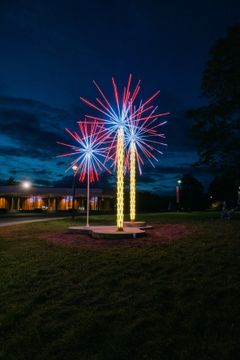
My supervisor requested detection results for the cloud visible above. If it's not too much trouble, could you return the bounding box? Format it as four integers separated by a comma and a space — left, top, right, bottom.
56, 160, 67, 166
8, 165, 53, 179
34, 178, 53, 186
136, 173, 158, 184
52, 171, 114, 190
0, 94, 212, 194
0, 94, 72, 160
165, 111, 197, 152
0, 145, 50, 159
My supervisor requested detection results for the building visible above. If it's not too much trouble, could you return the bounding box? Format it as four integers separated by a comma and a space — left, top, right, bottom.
0, 186, 114, 212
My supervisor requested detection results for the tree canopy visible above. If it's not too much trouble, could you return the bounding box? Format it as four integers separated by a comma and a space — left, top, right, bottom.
187, 25, 240, 181
179, 174, 206, 210
208, 173, 237, 202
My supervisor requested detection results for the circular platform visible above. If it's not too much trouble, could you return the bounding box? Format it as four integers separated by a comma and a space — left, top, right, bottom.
67, 226, 92, 234
91, 226, 145, 239
67, 225, 145, 239
124, 221, 146, 228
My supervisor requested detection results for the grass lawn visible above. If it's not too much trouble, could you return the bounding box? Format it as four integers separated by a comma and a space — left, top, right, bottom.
0, 212, 240, 360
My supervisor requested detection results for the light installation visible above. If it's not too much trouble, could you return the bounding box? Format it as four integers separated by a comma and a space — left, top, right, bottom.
57, 121, 110, 227
80, 75, 141, 231
125, 101, 169, 222
80, 75, 169, 228
116, 126, 124, 229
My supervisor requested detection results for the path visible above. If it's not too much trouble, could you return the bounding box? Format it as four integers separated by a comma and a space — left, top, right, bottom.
0, 217, 65, 227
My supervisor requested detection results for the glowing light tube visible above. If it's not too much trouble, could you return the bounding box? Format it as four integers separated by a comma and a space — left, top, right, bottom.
130, 142, 136, 222
117, 127, 124, 231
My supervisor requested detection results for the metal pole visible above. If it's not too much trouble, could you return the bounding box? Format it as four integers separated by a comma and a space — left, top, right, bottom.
176, 185, 180, 211
86, 161, 90, 227
10, 196, 14, 211
176, 180, 182, 211
17, 197, 20, 210
72, 173, 76, 220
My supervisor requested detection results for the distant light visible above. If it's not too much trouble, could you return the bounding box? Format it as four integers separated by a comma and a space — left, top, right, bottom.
22, 181, 31, 189
177, 179, 182, 184
72, 165, 77, 171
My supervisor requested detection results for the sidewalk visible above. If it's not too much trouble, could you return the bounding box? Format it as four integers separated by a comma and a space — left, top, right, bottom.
0, 217, 65, 227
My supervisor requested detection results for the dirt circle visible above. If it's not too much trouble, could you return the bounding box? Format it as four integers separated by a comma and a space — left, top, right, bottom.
45, 224, 189, 249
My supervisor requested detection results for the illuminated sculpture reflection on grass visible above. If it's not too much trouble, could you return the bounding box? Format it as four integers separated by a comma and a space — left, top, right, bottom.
57, 121, 110, 227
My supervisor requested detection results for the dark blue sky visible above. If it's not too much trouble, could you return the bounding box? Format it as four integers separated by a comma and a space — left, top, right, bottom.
0, 0, 239, 194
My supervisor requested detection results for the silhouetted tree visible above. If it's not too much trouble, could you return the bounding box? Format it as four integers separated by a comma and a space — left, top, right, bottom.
123, 191, 173, 213
187, 25, 240, 180
6, 176, 18, 185
180, 174, 206, 210
0, 177, 19, 185
208, 172, 238, 202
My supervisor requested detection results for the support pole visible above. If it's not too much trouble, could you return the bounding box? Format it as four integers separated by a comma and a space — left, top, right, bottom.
72, 173, 76, 220
17, 197, 20, 210
86, 161, 90, 227
130, 142, 136, 222
10, 197, 14, 211
117, 127, 124, 231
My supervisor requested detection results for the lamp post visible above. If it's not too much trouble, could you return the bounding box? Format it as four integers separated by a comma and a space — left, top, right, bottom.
21, 181, 32, 211
176, 179, 182, 211
209, 195, 213, 208
86, 160, 90, 227
72, 165, 77, 220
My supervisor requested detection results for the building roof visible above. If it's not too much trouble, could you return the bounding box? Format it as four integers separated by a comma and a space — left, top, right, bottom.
0, 185, 112, 197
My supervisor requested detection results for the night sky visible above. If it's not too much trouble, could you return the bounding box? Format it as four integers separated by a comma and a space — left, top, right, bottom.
0, 0, 239, 195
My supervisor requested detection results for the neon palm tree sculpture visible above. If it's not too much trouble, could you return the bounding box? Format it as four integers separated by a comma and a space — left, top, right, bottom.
57, 121, 110, 227
125, 102, 169, 222
80, 75, 170, 229
80, 75, 141, 230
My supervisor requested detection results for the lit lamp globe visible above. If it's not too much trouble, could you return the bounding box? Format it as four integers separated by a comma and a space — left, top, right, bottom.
72, 165, 77, 171
22, 181, 31, 189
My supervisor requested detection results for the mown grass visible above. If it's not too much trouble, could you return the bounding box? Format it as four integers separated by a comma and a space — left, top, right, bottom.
0, 212, 240, 360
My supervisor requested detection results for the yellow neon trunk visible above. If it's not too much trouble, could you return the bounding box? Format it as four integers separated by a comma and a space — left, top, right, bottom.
130, 142, 136, 222
117, 127, 124, 230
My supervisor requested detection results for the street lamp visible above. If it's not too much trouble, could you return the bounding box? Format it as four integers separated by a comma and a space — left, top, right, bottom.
22, 181, 31, 189
72, 165, 77, 220
176, 179, 182, 211
21, 181, 32, 212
